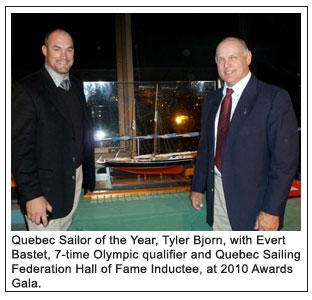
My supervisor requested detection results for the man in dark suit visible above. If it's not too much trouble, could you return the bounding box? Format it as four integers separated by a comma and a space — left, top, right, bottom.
12, 29, 95, 230
190, 37, 299, 231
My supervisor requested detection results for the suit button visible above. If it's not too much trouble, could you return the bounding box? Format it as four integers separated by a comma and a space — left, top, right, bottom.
210, 169, 214, 173
73, 157, 76, 162
72, 137, 75, 142
72, 175, 75, 180
210, 188, 214, 192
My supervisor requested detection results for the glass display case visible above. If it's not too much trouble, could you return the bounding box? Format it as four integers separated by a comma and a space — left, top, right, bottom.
84, 81, 216, 162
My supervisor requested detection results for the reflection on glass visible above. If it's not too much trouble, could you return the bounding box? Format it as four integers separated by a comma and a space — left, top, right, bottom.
84, 81, 215, 157
84, 82, 120, 148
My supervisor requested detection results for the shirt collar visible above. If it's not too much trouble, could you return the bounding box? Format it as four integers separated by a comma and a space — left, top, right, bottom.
44, 64, 71, 88
223, 71, 251, 98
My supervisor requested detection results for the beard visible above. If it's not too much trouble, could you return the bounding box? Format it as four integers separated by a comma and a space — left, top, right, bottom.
54, 60, 73, 74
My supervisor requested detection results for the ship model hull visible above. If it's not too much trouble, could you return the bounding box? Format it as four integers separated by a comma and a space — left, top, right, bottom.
105, 157, 193, 175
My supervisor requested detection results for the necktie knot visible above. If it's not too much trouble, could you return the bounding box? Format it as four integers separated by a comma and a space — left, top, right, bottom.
60, 79, 70, 91
226, 88, 234, 97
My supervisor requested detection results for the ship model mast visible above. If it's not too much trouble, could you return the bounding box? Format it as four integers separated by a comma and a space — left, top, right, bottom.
153, 83, 159, 157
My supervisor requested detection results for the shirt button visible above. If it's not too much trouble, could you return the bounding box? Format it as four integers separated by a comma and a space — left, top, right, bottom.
72, 175, 75, 180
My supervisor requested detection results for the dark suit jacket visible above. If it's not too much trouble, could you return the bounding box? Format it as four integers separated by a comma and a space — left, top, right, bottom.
12, 67, 95, 219
191, 75, 299, 230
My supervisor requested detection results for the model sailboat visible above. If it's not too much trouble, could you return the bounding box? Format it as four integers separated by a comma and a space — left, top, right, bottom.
96, 83, 196, 175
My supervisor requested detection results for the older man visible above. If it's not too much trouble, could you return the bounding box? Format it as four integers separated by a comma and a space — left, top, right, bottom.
190, 37, 299, 231
12, 29, 95, 230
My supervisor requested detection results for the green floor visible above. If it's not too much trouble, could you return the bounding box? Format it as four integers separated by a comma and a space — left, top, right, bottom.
69, 192, 210, 231
11, 191, 301, 231
68, 193, 300, 231
281, 198, 301, 231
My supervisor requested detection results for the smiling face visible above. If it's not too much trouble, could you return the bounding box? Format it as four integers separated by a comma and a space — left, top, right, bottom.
215, 38, 252, 87
42, 30, 74, 77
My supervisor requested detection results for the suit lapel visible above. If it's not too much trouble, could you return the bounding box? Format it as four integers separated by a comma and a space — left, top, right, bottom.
226, 75, 258, 148
206, 89, 223, 146
70, 76, 91, 124
40, 67, 73, 125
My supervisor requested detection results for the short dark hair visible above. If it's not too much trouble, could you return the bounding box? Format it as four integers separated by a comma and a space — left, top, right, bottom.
44, 29, 72, 46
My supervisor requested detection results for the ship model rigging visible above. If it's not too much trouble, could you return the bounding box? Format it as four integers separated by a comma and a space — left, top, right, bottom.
96, 83, 196, 175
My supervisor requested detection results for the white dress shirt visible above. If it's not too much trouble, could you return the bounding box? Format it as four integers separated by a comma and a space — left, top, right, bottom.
214, 71, 251, 176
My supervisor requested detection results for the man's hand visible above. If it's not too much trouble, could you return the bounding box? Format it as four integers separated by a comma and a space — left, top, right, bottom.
26, 196, 52, 227
189, 191, 204, 210
254, 211, 279, 231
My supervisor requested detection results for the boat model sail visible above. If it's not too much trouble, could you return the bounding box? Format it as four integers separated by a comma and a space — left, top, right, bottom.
96, 83, 196, 175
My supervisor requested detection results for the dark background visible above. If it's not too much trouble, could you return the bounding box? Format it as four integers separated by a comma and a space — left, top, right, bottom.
11, 13, 301, 125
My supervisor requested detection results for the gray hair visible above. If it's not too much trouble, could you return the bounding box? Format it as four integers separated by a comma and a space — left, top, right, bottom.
215, 37, 249, 62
